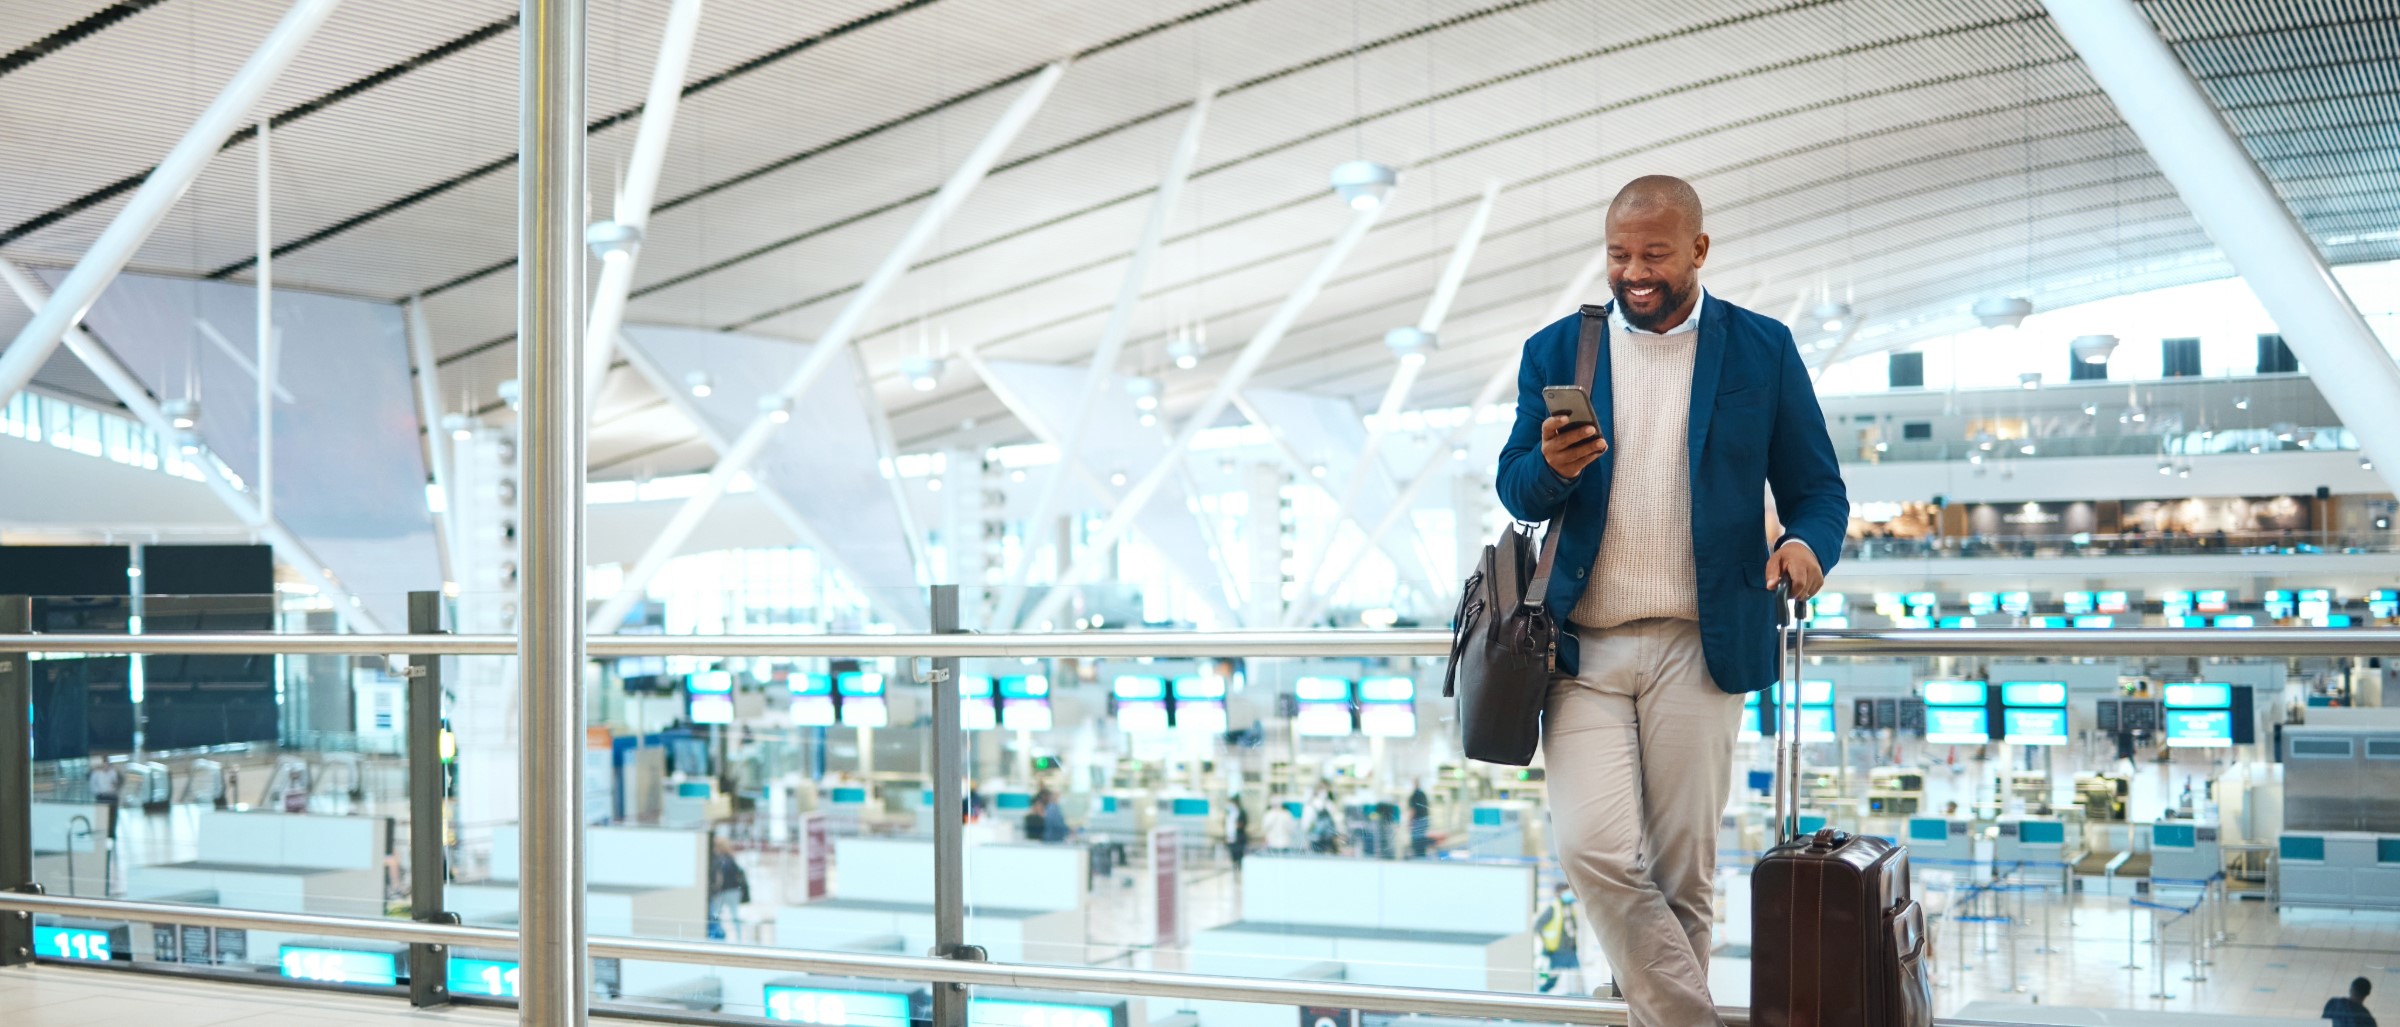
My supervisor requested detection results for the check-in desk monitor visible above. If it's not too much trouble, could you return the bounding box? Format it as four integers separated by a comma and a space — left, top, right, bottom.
2147, 821, 2221, 883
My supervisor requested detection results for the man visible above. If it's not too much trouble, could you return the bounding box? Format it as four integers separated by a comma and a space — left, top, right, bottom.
2327, 977, 2377, 1027
1407, 779, 1433, 858
1536, 883, 1584, 996
1496, 175, 1847, 1023
706, 835, 749, 942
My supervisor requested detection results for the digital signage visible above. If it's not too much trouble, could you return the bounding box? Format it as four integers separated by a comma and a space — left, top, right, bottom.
2164, 709, 2234, 748
1921, 680, 1988, 706
2000, 682, 2067, 707
763, 986, 915, 1027
2195, 589, 2230, 614
448, 957, 521, 998
1925, 708, 1991, 745
34, 924, 121, 963
2002, 708, 2069, 745
2163, 683, 2233, 709
279, 945, 400, 986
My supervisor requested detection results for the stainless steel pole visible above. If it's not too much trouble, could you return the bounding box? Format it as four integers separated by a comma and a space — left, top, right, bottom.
518, 0, 588, 1021
0, 596, 30, 966
929, 585, 975, 1027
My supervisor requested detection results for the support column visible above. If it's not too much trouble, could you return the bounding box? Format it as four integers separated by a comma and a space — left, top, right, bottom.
1023, 197, 1391, 630
2046, 0, 2400, 492
1244, 463, 1287, 626
588, 62, 1068, 634
406, 297, 461, 584
517, 0, 588, 1023
0, 596, 29, 967
0, 0, 342, 408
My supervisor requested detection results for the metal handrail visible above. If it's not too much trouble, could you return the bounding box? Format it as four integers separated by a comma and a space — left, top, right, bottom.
0, 892, 2034, 1027
0, 626, 2394, 658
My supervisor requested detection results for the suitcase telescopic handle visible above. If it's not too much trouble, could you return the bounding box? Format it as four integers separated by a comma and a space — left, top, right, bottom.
1774, 582, 1805, 845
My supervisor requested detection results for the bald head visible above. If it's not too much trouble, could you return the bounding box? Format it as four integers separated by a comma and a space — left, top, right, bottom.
1608, 174, 1704, 236
1604, 175, 1710, 331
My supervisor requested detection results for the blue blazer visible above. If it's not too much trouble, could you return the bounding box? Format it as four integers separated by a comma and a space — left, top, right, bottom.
1494, 295, 1848, 693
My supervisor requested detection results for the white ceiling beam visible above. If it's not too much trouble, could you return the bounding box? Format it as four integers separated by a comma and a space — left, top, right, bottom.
0, 0, 342, 411
583, 0, 706, 418
1291, 246, 1609, 620
990, 87, 1213, 630
2045, 0, 2400, 495
588, 61, 1069, 634
1284, 179, 1500, 625
1022, 192, 1391, 631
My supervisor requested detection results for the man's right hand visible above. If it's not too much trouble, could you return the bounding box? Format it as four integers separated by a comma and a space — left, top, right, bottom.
1541, 414, 1608, 479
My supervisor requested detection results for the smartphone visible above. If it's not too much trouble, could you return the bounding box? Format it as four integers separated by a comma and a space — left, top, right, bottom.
1541, 385, 1598, 431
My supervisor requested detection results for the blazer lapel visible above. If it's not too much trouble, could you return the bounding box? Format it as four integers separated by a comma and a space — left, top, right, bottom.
1685, 294, 1728, 486
1591, 308, 1616, 494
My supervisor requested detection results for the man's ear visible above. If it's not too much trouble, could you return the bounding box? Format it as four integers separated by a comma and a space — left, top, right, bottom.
1692, 232, 1710, 268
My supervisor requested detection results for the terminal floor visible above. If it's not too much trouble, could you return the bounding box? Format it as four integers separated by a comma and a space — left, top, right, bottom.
0, 963, 539, 1027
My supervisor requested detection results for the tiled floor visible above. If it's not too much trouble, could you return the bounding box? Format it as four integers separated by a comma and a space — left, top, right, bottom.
0, 963, 524, 1027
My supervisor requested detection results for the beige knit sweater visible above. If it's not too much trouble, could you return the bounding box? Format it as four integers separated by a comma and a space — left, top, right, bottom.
1570, 324, 1700, 628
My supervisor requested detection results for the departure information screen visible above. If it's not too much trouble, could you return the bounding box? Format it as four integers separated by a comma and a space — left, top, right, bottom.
763, 986, 915, 1027
279, 945, 400, 986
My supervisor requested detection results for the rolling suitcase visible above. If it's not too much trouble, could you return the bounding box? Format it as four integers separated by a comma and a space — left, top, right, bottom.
1750, 589, 1933, 1027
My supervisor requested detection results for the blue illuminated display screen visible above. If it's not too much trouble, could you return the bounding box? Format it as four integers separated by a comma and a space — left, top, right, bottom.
448, 957, 520, 997
1903, 591, 1937, 610
2161, 590, 2194, 616
960, 675, 994, 698
2000, 591, 2032, 615
2027, 615, 2067, 628
1966, 592, 1998, 615
1357, 675, 1415, 703
687, 670, 734, 695
2072, 615, 2114, 629
2064, 591, 2095, 615
1111, 675, 1167, 700
971, 998, 1121, 1027
279, 945, 400, 986
1921, 680, 1988, 706
2164, 710, 2234, 748
1170, 674, 1227, 700
998, 675, 1050, 699
763, 986, 916, 1027
1294, 675, 1352, 702
2000, 682, 2067, 707
2214, 615, 2256, 629
2372, 590, 2400, 618
836, 672, 886, 697
790, 673, 835, 696
2195, 589, 2230, 613
2003, 708, 2069, 746
2265, 590, 2297, 618
1925, 708, 1991, 744
34, 925, 117, 962
2163, 682, 2233, 709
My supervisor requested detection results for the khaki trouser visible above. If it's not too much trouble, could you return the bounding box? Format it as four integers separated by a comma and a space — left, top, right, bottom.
1545, 618, 1745, 1027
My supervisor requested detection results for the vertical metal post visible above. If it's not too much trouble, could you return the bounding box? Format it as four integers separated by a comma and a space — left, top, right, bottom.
407, 591, 454, 1007
0, 596, 31, 966
928, 585, 975, 1027
518, 0, 587, 1023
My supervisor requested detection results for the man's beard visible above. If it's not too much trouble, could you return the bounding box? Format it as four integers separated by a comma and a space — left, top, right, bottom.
1611, 277, 1691, 333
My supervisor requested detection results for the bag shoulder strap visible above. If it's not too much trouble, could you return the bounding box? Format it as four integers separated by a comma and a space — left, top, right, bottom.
1523, 309, 1605, 607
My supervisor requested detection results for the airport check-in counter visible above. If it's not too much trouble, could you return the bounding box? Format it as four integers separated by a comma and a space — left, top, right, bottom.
126, 811, 388, 919
1084, 792, 1150, 837
30, 801, 113, 898
1159, 793, 1214, 840
449, 822, 709, 978
1906, 817, 1977, 866
1994, 818, 2073, 867
1466, 801, 1537, 859
2276, 833, 2400, 911
1185, 855, 1538, 1027
2146, 821, 2222, 888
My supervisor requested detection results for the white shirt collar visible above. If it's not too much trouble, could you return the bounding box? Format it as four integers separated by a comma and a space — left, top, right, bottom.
1607, 285, 1707, 338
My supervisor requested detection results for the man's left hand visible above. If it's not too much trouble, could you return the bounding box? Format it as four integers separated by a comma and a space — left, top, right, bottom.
1765, 542, 1823, 601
